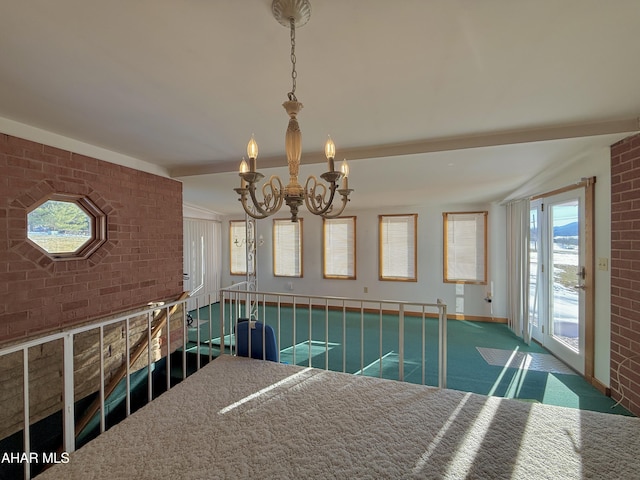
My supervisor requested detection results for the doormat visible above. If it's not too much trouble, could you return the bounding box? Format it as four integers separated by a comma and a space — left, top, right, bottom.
476, 347, 577, 375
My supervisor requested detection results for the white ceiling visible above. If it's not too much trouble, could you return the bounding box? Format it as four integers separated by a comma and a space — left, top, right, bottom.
1, 1, 639, 215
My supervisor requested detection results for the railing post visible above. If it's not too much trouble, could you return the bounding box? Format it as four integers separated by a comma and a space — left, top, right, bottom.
379, 304, 383, 378
437, 299, 447, 389
360, 302, 364, 375
399, 304, 405, 382
292, 297, 297, 365
342, 300, 346, 373
308, 297, 312, 367
208, 293, 213, 362
100, 325, 106, 433
147, 312, 153, 402
22, 348, 30, 480
125, 318, 131, 417
325, 299, 329, 371
63, 333, 75, 453
220, 289, 226, 355
166, 309, 171, 392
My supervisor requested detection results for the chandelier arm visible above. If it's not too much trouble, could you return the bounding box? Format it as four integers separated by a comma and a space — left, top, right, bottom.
320, 193, 350, 218
268, 175, 285, 213
237, 187, 272, 219
304, 175, 339, 216
246, 184, 271, 217
303, 175, 324, 213
239, 198, 272, 219
245, 175, 284, 218
262, 176, 285, 212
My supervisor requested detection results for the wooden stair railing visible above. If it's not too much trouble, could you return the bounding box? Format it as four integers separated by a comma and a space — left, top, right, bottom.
74, 291, 190, 439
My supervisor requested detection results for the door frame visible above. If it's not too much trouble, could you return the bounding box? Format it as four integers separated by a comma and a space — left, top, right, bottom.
529, 178, 595, 380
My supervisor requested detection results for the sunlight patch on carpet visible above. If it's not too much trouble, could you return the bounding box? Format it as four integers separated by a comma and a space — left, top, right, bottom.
476, 347, 576, 375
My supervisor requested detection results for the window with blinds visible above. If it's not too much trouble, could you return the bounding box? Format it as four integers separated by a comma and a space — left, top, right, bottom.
229, 220, 248, 275
273, 218, 303, 277
323, 216, 356, 279
378, 214, 417, 281
443, 211, 487, 284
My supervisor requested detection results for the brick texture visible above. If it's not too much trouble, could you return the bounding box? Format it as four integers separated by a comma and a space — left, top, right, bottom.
610, 132, 640, 416
0, 133, 184, 343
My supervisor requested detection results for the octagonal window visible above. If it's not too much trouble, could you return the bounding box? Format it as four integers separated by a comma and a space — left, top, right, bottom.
27, 194, 107, 260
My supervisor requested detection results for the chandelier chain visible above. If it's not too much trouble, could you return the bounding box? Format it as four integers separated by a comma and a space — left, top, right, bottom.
288, 17, 297, 101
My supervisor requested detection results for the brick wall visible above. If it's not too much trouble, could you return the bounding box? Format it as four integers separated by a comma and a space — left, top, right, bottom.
610, 132, 640, 416
0, 132, 184, 343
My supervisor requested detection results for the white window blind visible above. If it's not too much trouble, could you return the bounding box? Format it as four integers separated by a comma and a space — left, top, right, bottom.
229, 220, 247, 275
444, 211, 487, 283
273, 218, 303, 277
379, 214, 417, 281
323, 217, 356, 279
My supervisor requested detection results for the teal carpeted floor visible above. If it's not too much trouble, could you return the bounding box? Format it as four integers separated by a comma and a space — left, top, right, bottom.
185, 302, 632, 416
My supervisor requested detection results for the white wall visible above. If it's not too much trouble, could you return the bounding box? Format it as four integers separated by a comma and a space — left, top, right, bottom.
220, 145, 612, 385
222, 201, 508, 320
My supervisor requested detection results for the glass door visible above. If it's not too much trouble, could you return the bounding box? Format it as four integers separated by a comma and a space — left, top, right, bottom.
529, 189, 585, 374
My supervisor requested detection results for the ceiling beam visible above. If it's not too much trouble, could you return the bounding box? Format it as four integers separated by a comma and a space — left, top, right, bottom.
170, 117, 640, 178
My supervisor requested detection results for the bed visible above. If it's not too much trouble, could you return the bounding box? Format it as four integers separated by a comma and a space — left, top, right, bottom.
36, 355, 639, 479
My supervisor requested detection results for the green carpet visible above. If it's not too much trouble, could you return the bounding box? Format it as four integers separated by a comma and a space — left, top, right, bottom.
186, 302, 632, 416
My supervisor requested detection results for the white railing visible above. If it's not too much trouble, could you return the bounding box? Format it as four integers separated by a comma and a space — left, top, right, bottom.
0, 288, 447, 479
0, 296, 190, 480
219, 287, 448, 389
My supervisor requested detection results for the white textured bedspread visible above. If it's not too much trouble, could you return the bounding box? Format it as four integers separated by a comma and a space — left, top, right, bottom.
37, 355, 639, 479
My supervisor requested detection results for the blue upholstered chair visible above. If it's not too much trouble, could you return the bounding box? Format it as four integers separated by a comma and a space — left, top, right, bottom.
236, 320, 279, 362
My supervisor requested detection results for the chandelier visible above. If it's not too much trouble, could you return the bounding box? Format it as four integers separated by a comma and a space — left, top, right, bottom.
234, 0, 352, 222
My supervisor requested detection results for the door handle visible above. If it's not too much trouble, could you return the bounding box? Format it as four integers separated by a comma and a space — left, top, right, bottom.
573, 284, 586, 290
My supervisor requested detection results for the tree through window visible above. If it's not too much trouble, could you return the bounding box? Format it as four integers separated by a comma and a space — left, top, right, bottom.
26, 194, 106, 260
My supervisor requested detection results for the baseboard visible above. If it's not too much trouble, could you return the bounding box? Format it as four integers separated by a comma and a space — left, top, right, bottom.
222, 299, 507, 324
446, 313, 508, 324
590, 377, 611, 396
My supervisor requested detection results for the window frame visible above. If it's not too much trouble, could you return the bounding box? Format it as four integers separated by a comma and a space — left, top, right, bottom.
273, 218, 303, 278
378, 213, 418, 282
323, 216, 356, 280
443, 211, 488, 284
26, 193, 106, 261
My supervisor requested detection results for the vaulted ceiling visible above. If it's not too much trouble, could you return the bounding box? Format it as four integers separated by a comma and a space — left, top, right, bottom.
1, 1, 639, 214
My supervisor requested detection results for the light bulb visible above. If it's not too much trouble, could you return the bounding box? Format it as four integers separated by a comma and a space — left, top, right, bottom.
340, 159, 349, 177
324, 135, 336, 160
341, 159, 349, 190
325, 136, 336, 172
239, 158, 248, 188
247, 134, 258, 160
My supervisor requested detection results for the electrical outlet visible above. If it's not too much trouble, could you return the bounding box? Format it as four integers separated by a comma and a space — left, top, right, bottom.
364, 287, 368, 294
598, 257, 609, 271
